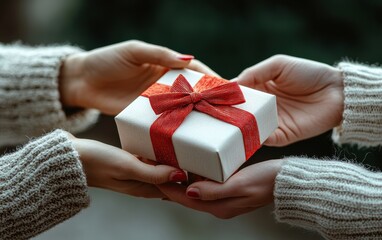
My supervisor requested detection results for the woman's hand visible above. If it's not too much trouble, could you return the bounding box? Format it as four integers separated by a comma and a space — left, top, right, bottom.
67, 133, 187, 198
59, 40, 216, 115
158, 159, 282, 219
237, 55, 344, 146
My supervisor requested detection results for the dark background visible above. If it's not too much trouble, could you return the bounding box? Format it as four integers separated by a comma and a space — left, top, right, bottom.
1, 0, 382, 168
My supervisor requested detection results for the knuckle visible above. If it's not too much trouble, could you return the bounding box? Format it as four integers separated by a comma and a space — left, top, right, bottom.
126, 39, 142, 47
271, 54, 287, 61
269, 54, 289, 66
146, 46, 169, 64
149, 173, 165, 184
241, 66, 253, 75
208, 192, 222, 201
157, 46, 172, 57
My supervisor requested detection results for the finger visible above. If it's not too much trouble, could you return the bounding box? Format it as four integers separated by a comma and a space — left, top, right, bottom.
127, 159, 188, 184
185, 178, 243, 201
263, 129, 289, 147
187, 59, 220, 77
122, 40, 195, 69
236, 55, 289, 88
110, 180, 166, 198
89, 140, 188, 184
158, 184, 254, 219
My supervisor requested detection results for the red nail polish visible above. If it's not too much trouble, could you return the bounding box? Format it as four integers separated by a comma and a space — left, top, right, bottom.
177, 54, 194, 61
169, 170, 187, 182
186, 188, 200, 199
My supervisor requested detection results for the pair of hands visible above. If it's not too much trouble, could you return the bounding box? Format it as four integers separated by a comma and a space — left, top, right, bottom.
59, 40, 215, 199
59, 40, 344, 217
159, 55, 344, 218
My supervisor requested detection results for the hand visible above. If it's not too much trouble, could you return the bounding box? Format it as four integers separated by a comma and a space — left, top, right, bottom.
158, 159, 282, 219
67, 133, 187, 198
236, 55, 344, 146
59, 40, 217, 115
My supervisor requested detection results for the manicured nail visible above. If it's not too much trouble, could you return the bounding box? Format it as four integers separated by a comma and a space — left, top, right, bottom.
186, 188, 200, 199
169, 170, 187, 182
177, 54, 194, 61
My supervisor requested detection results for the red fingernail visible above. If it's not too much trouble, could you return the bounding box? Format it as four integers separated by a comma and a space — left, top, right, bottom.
169, 170, 187, 182
186, 188, 200, 199
177, 54, 194, 61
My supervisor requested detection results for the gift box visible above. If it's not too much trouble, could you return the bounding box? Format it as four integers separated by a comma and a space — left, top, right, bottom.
115, 69, 278, 182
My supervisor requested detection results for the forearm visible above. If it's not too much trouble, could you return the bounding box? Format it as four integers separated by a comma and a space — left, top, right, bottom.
274, 157, 382, 239
0, 43, 99, 147
0, 130, 89, 239
332, 61, 382, 147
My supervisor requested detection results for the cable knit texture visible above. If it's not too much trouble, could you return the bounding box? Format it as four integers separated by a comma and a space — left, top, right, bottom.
0, 129, 89, 240
0, 43, 99, 147
332, 62, 382, 147
275, 157, 382, 239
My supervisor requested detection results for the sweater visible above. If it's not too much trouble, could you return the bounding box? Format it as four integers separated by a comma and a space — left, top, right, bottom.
0, 130, 89, 239
0, 43, 99, 147
0, 44, 98, 239
275, 62, 382, 239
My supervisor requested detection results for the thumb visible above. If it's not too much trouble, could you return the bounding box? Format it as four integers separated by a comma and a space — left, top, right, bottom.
122, 40, 194, 69
186, 180, 239, 201
130, 160, 188, 185
236, 55, 288, 88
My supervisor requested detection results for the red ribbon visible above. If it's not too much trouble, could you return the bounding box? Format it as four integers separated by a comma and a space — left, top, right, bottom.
148, 74, 260, 168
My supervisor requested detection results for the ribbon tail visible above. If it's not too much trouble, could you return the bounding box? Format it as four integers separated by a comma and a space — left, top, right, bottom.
195, 101, 260, 159
150, 104, 194, 168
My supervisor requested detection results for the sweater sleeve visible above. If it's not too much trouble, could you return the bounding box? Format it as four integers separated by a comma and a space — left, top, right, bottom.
0, 43, 99, 147
274, 157, 382, 240
0, 129, 89, 239
332, 61, 382, 147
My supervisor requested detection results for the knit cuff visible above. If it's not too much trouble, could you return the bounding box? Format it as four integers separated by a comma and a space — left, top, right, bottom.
0, 129, 89, 239
0, 43, 99, 146
332, 62, 382, 147
274, 157, 382, 239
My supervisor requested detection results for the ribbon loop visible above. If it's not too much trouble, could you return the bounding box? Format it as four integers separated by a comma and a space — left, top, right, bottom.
150, 74, 246, 114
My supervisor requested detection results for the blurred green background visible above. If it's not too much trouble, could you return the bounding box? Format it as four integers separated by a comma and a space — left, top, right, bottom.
1, 0, 382, 239
4, 0, 380, 167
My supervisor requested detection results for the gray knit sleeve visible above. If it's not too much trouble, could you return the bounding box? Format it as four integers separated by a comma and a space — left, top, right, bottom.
0, 129, 89, 239
332, 62, 382, 147
0, 43, 99, 147
274, 157, 382, 240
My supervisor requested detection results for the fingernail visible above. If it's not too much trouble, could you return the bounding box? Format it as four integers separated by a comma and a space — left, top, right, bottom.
169, 170, 187, 182
177, 54, 194, 61
186, 188, 200, 199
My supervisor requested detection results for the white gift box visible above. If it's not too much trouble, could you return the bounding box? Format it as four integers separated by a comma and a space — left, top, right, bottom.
115, 69, 278, 182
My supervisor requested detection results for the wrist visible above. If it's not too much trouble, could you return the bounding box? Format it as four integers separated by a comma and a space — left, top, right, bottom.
59, 53, 86, 108
332, 67, 345, 125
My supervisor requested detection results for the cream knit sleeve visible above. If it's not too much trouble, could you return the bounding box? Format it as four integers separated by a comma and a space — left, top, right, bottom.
274, 157, 382, 240
0, 43, 99, 147
274, 62, 382, 239
332, 62, 382, 147
0, 129, 89, 239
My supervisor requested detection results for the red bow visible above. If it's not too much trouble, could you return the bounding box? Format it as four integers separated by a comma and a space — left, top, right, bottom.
150, 74, 246, 114
149, 74, 260, 168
